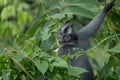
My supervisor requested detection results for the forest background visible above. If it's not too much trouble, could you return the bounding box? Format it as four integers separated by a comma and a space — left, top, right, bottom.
0, 0, 120, 80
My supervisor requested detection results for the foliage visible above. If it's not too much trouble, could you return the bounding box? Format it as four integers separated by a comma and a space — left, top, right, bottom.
0, 0, 120, 80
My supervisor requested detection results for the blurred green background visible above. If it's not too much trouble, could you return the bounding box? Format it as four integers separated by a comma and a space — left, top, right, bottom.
0, 0, 120, 80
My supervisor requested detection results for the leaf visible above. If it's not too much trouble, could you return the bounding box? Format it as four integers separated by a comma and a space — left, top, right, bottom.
64, 3, 96, 18
62, 6, 95, 18
17, 10, 32, 25
62, 0, 96, 18
0, 0, 7, 6
41, 27, 51, 41
34, 59, 48, 75
14, 34, 26, 46
14, 52, 28, 62
68, 67, 88, 76
108, 43, 120, 53
49, 13, 65, 20
1, 5, 16, 21
65, 0, 97, 4
2, 70, 10, 80
52, 57, 68, 68
27, 37, 37, 45
114, 57, 120, 75
21, 75, 26, 80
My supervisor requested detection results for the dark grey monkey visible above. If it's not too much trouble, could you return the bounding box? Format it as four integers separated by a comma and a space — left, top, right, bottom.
56, 1, 115, 80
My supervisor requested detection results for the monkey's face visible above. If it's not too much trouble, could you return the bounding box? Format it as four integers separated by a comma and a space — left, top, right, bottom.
56, 23, 75, 44
56, 31, 71, 44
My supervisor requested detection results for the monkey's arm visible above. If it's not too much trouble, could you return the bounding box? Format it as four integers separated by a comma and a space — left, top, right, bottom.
79, 1, 114, 39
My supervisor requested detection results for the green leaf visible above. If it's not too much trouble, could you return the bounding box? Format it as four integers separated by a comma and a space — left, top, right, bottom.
65, 0, 97, 4
50, 13, 65, 20
21, 75, 26, 80
41, 27, 51, 41
2, 70, 10, 80
52, 57, 68, 68
27, 37, 37, 45
17, 10, 32, 25
68, 67, 88, 76
14, 34, 26, 46
14, 52, 28, 61
0, 0, 7, 6
62, 6, 95, 18
1, 5, 16, 21
34, 59, 48, 75
108, 43, 120, 53
63, 0, 97, 18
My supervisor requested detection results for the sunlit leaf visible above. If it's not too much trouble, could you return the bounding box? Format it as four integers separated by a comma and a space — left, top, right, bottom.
1, 5, 16, 21
0, 0, 7, 6
17, 10, 32, 25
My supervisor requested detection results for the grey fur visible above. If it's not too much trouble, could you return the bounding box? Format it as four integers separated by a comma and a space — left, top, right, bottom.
57, 1, 114, 80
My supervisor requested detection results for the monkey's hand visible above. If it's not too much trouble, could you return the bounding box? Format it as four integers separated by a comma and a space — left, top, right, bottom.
104, 0, 115, 12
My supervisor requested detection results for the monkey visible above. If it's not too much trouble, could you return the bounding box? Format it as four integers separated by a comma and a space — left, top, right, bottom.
56, 1, 115, 80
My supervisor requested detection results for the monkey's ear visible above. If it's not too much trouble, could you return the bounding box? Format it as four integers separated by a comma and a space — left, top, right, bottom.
62, 23, 75, 34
